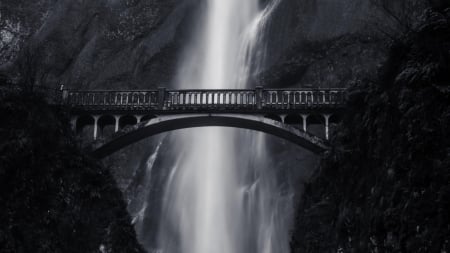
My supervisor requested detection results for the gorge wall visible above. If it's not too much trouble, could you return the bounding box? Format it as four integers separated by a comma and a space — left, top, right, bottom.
0, 91, 144, 252
290, 7, 450, 252
1, 0, 391, 90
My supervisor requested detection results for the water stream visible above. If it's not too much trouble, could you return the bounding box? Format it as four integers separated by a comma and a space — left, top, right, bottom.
135, 1, 294, 252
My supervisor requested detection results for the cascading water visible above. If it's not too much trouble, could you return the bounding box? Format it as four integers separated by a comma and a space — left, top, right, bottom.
152, 1, 293, 253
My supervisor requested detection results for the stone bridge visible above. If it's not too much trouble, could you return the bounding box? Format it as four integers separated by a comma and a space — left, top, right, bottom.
60, 87, 347, 158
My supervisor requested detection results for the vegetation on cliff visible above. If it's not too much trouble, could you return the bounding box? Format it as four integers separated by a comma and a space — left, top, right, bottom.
0, 91, 144, 253
290, 7, 450, 253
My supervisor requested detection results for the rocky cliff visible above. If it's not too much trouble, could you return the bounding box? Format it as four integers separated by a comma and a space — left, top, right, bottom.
0, 90, 144, 252
1, 0, 396, 90
290, 7, 450, 252
1, 0, 194, 89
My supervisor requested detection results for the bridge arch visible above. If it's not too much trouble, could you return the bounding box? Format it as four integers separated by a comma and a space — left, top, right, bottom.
141, 115, 157, 122
76, 115, 95, 135
119, 115, 138, 129
284, 114, 303, 125
90, 114, 330, 159
264, 114, 282, 122
98, 115, 116, 138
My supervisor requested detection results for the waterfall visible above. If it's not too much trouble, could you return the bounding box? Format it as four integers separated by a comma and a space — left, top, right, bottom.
154, 1, 291, 253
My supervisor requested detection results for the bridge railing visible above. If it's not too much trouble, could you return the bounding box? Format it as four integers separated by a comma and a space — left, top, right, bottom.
164, 89, 258, 109
65, 90, 160, 109
262, 89, 346, 108
62, 87, 347, 111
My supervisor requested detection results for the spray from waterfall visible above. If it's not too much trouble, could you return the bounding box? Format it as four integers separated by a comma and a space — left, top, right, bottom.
150, 1, 292, 253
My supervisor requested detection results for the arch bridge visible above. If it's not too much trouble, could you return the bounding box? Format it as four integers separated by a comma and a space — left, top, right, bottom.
61, 87, 347, 158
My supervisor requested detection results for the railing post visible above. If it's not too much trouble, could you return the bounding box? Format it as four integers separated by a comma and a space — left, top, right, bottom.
158, 87, 166, 109
256, 86, 263, 109
70, 116, 78, 131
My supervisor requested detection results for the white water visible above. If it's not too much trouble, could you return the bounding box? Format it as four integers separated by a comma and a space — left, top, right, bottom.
156, 1, 292, 253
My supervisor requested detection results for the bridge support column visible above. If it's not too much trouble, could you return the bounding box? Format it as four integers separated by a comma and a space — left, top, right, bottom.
114, 115, 120, 133
93, 115, 100, 140
323, 114, 331, 140
136, 115, 143, 124
62, 89, 69, 104
301, 114, 309, 132
70, 116, 78, 131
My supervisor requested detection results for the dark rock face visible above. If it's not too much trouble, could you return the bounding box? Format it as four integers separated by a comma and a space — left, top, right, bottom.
0, 0, 58, 66
1, 0, 195, 89
258, 0, 391, 88
260, 34, 387, 88
290, 8, 450, 252
0, 92, 144, 253
2, 0, 392, 90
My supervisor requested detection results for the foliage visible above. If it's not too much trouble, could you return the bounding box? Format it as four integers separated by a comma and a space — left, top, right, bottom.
291, 8, 450, 253
0, 92, 144, 253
